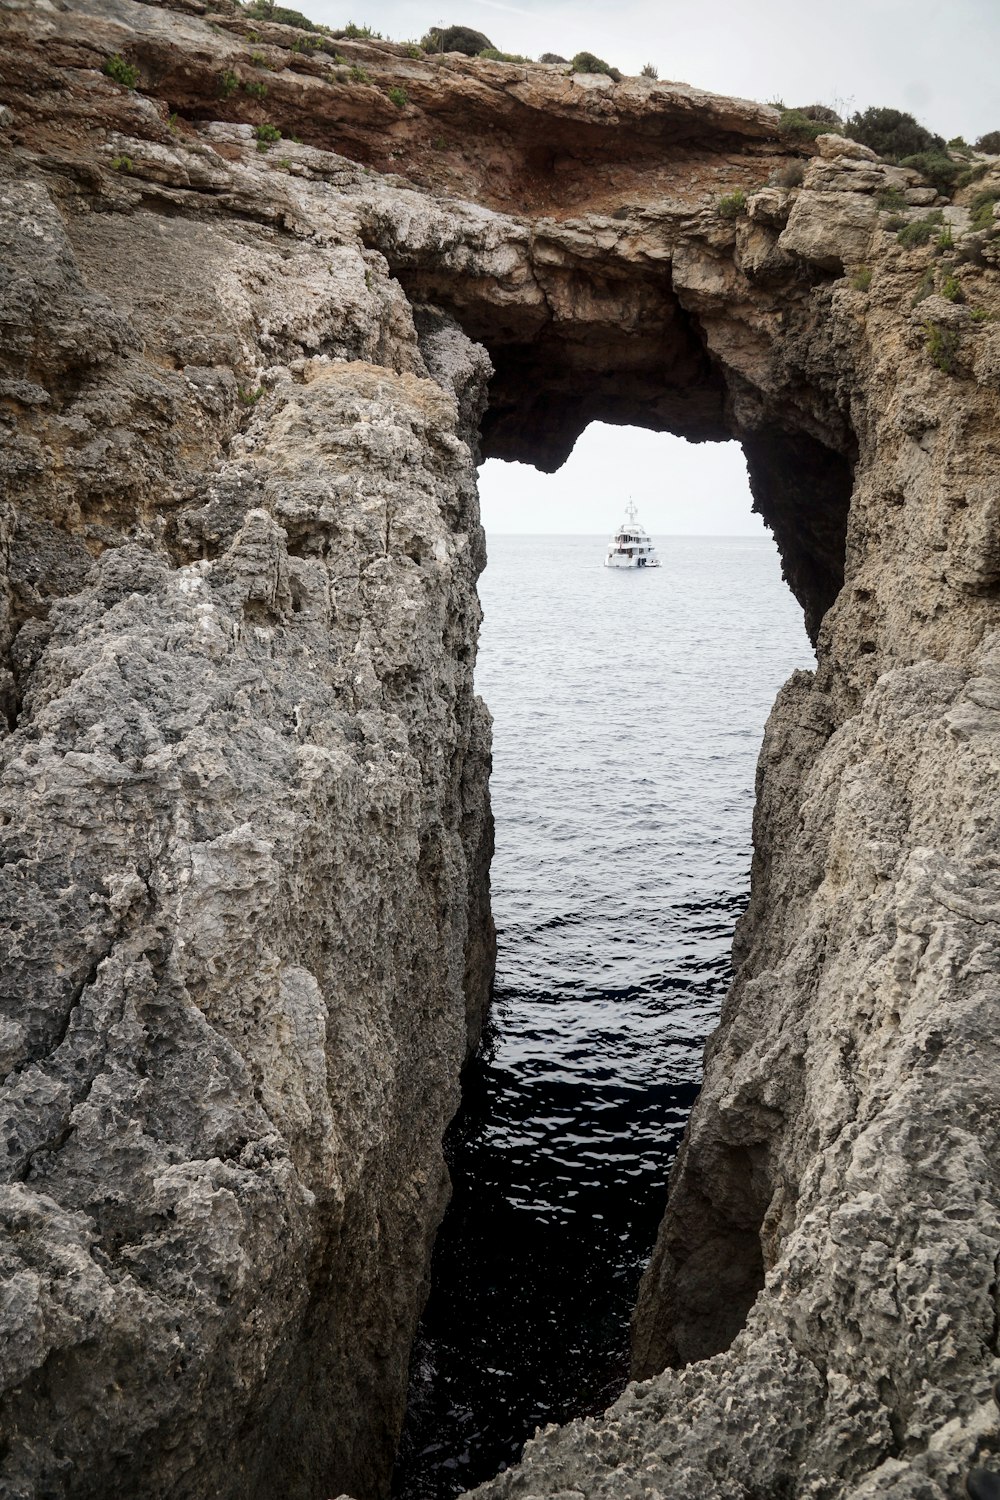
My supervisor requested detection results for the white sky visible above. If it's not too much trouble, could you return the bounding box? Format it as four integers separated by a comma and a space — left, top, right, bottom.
479, 426, 762, 535
301, 0, 999, 534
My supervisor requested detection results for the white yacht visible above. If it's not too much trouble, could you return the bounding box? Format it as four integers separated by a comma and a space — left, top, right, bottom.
604, 501, 661, 569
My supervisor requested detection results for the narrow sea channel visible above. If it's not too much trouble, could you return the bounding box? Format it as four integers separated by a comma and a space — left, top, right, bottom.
393, 534, 812, 1500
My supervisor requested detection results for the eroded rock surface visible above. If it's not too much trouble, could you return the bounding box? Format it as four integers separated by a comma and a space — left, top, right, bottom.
2, 2, 1000, 1499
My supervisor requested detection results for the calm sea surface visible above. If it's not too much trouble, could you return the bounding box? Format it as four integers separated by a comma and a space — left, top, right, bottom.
393, 534, 812, 1500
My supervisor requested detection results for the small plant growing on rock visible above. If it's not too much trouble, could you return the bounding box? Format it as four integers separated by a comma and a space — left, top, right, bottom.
539, 52, 567, 64
641, 63, 658, 79
899, 150, 958, 195
778, 108, 828, 141
111, 155, 134, 173
244, 78, 269, 99
238, 384, 265, 404
896, 211, 943, 248
253, 122, 281, 150
851, 266, 872, 291
969, 189, 1000, 231
405, 43, 422, 57
387, 85, 407, 106
250, 51, 271, 67
421, 25, 493, 54
876, 185, 907, 212
718, 189, 747, 219
349, 64, 371, 83
342, 21, 382, 38
570, 51, 621, 81
924, 320, 961, 373
936, 224, 954, 250
970, 307, 993, 322
479, 48, 530, 62
220, 70, 239, 97
975, 131, 1000, 154
244, 1, 320, 28
940, 273, 964, 302
956, 163, 989, 188
103, 53, 139, 88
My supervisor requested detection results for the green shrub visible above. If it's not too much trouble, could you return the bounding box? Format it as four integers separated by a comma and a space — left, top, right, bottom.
975, 131, 1000, 154
237, 384, 265, 405
405, 43, 422, 57
876, 185, 908, 211
845, 106, 944, 161
539, 52, 567, 64
778, 109, 827, 141
947, 136, 971, 153
970, 307, 992, 322
244, 1, 320, 28
243, 78, 268, 98
924, 320, 961, 373
884, 214, 908, 232
718, 189, 747, 219
899, 150, 958, 195
937, 224, 954, 250
940, 273, 964, 302
421, 25, 493, 55
479, 48, 530, 62
570, 51, 621, 80
969, 189, 1000, 230
220, 70, 239, 97
387, 85, 407, 106
349, 64, 370, 83
103, 53, 139, 88
250, 51, 270, 67
851, 266, 872, 291
641, 62, 658, 79
111, 155, 134, 173
797, 102, 842, 125
253, 122, 281, 150
956, 163, 989, 188
896, 210, 943, 248
342, 21, 382, 38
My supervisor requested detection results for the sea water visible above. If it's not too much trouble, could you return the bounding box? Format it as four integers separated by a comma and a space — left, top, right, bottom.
393, 534, 812, 1500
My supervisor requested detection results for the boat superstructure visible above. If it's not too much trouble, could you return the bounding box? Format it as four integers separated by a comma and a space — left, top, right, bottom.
604, 501, 661, 569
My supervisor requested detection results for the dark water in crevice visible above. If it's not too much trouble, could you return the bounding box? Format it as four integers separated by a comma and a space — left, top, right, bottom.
393, 535, 812, 1500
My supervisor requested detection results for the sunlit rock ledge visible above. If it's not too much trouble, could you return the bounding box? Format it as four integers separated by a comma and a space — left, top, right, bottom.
1, 2, 1000, 1497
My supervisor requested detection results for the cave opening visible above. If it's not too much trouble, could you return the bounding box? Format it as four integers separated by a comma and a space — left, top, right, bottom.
391, 423, 818, 1500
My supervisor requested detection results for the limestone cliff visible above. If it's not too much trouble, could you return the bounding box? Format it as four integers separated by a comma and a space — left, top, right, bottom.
2, 3, 1000, 1499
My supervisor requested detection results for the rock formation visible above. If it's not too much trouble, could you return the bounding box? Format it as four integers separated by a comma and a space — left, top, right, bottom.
2, 2, 1000, 1499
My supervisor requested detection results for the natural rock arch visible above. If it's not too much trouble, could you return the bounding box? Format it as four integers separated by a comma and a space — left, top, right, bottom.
2, 5, 1000, 1500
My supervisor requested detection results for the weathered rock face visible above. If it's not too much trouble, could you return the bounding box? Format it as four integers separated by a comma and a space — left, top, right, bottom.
3, 2, 1000, 1499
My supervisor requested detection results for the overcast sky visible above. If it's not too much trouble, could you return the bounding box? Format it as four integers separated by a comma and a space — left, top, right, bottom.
478, 428, 761, 535
303, 0, 999, 536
